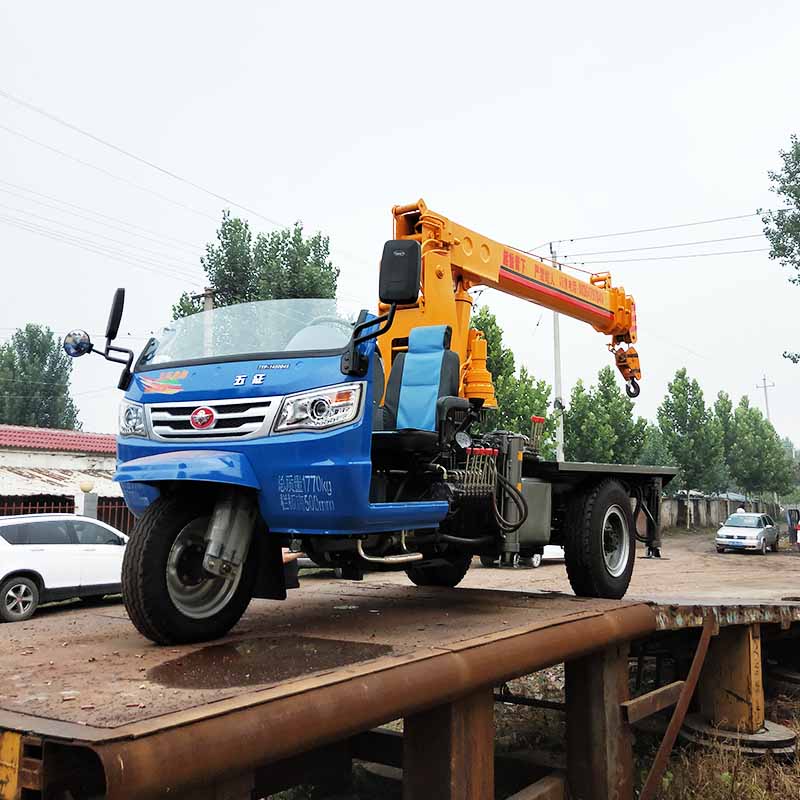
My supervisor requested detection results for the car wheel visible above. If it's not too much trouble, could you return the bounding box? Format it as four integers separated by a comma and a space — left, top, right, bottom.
530, 553, 543, 568
771, 536, 780, 552
760, 539, 767, 556
715, 546, 725, 554
122, 495, 257, 645
479, 555, 498, 568
0, 576, 39, 623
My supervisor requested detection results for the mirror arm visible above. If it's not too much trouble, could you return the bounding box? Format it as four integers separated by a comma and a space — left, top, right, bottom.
93, 342, 134, 390
341, 304, 396, 377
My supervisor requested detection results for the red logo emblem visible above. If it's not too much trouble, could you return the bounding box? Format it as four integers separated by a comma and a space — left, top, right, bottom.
190, 406, 216, 430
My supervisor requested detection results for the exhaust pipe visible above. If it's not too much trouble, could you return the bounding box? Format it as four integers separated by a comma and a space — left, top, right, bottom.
203, 490, 257, 579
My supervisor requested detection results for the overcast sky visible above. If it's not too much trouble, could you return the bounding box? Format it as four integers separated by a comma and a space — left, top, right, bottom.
0, 1, 798, 443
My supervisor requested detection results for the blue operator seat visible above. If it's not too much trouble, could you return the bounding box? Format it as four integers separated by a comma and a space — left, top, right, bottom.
372, 325, 462, 465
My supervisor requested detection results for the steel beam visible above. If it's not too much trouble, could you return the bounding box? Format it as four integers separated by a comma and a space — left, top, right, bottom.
565, 642, 632, 800
403, 688, 494, 800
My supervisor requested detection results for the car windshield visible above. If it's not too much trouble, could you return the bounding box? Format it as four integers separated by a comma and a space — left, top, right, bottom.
724, 514, 760, 528
138, 298, 361, 368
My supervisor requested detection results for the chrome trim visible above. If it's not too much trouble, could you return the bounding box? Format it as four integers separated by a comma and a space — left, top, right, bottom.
146, 395, 281, 442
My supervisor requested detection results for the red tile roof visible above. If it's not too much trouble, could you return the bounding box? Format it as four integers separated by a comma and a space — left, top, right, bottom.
0, 425, 116, 455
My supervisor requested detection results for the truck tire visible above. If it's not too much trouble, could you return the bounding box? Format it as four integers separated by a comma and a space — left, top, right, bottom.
564, 480, 635, 600
406, 552, 472, 587
122, 495, 257, 645
0, 576, 39, 622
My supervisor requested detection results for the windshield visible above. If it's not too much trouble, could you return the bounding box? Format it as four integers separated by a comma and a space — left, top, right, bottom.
138, 298, 361, 369
724, 514, 760, 528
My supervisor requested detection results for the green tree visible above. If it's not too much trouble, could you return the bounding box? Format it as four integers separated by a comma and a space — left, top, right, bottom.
762, 134, 800, 362
471, 305, 515, 382
657, 368, 726, 499
713, 391, 736, 466
173, 212, 339, 317
638, 423, 675, 469
729, 398, 794, 496
0, 325, 80, 429
563, 367, 646, 463
564, 379, 614, 462
470, 305, 556, 456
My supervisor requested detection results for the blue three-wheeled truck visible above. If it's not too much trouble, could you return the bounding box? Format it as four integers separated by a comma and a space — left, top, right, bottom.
65, 200, 675, 644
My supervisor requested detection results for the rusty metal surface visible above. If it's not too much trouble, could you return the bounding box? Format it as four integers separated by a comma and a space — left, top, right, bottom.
0, 582, 638, 732
638, 598, 800, 631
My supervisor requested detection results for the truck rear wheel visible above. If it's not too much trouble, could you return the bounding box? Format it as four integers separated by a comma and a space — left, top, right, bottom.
406, 552, 471, 587
122, 495, 257, 645
564, 480, 635, 599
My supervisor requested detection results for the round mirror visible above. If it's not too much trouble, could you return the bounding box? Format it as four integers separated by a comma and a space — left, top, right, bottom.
63, 330, 93, 358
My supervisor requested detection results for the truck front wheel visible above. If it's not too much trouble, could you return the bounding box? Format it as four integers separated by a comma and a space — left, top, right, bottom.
564, 480, 635, 599
122, 495, 257, 645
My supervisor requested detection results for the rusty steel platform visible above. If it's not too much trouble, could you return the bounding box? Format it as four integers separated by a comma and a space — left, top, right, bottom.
2, 582, 800, 800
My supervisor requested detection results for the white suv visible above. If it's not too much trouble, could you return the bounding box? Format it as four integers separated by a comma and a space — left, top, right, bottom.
0, 515, 128, 622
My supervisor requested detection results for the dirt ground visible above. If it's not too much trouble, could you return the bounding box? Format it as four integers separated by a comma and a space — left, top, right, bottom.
363, 526, 800, 603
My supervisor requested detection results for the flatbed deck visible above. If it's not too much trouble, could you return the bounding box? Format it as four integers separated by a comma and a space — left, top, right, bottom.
2, 581, 799, 800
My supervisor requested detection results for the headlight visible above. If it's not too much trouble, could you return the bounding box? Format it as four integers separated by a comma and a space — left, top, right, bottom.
119, 401, 146, 437
273, 383, 363, 434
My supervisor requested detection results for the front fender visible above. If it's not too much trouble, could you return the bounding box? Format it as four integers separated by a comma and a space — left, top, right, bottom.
116, 449, 260, 488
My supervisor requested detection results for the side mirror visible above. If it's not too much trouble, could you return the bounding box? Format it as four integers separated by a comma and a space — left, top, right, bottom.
63, 330, 93, 358
379, 240, 421, 305
106, 288, 125, 341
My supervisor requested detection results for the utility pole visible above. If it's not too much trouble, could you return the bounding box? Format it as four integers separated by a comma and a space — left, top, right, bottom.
550, 243, 565, 462
756, 375, 775, 422
191, 287, 215, 356
755, 375, 779, 510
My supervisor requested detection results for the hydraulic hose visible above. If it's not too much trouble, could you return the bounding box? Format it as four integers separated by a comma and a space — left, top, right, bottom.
492, 473, 528, 533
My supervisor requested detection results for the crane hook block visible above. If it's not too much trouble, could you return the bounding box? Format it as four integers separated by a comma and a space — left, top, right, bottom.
626, 378, 640, 399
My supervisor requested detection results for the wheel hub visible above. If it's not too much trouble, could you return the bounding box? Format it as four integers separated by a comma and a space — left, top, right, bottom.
602, 505, 630, 578
166, 518, 241, 620
4, 583, 33, 616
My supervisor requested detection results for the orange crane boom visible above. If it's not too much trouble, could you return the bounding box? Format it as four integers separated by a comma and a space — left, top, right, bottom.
377, 199, 641, 405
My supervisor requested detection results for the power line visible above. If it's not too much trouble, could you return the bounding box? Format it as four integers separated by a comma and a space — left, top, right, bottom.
530, 211, 778, 251
0, 201, 201, 269
575, 247, 769, 265
0, 87, 286, 229
0, 178, 201, 252
0, 214, 204, 285
563, 233, 765, 258
0, 122, 218, 222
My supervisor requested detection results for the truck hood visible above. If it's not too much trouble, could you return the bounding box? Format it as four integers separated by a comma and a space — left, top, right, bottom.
127, 355, 349, 404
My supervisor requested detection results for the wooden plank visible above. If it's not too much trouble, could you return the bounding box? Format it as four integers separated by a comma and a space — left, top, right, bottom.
505, 773, 565, 800
621, 681, 685, 724
697, 623, 764, 734
0, 731, 21, 800
403, 689, 494, 800
565, 642, 632, 800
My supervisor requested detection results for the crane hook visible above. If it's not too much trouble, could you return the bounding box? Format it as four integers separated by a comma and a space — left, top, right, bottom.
625, 378, 640, 399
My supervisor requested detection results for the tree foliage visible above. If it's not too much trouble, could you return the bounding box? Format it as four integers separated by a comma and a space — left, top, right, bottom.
0, 325, 80, 430
470, 305, 556, 456
638, 423, 675, 470
173, 212, 339, 317
657, 368, 726, 493
728, 398, 794, 496
563, 366, 646, 464
762, 134, 800, 363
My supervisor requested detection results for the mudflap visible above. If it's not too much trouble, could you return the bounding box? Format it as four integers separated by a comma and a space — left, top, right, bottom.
251, 530, 292, 600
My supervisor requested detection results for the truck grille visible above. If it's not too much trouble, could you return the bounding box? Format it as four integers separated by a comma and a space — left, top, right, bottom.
147, 396, 280, 442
